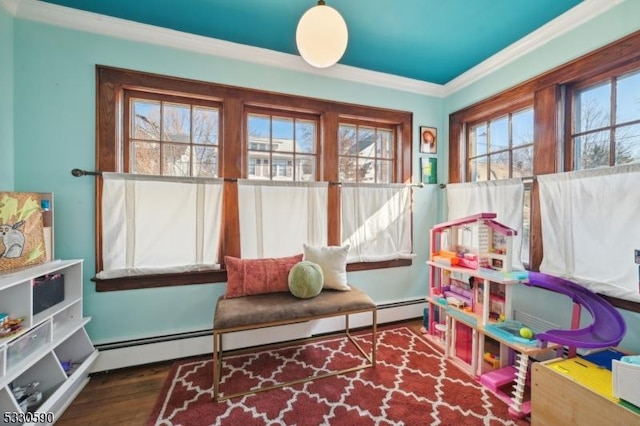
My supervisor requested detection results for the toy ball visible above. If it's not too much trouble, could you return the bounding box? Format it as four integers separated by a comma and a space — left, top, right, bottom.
519, 327, 534, 339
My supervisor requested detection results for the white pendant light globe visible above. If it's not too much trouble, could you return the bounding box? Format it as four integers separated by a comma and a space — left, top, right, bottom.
296, 1, 348, 68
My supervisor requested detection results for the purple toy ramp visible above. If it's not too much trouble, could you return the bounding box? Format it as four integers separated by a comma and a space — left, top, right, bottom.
525, 272, 626, 349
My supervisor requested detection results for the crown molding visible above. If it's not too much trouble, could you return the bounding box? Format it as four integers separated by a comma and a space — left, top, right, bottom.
442, 0, 624, 96
7, 0, 622, 99
1, 0, 19, 15
11, 0, 444, 97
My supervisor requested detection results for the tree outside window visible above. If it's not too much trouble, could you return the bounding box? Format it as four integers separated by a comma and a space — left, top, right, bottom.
571, 70, 640, 169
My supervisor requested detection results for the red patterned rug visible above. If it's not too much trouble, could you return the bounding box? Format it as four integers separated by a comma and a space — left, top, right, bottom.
148, 325, 529, 425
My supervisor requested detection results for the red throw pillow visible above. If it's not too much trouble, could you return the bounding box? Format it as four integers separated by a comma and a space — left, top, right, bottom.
224, 254, 303, 299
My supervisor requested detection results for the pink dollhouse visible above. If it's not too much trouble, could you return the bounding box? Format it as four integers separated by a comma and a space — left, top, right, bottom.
430, 212, 517, 275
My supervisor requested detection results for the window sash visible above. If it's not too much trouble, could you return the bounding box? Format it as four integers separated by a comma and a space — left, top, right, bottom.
338, 122, 397, 184
569, 73, 640, 170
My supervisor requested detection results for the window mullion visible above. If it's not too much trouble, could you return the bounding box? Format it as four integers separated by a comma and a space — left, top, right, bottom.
610, 77, 617, 166
324, 112, 341, 246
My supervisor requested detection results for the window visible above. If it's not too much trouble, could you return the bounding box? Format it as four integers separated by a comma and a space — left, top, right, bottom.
467, 108, 534, 182
338, 122, 395, 183
569, 70, 640, 170
246, 110, 318, 181
125, 92, 220, 177
96, 66, 412, 290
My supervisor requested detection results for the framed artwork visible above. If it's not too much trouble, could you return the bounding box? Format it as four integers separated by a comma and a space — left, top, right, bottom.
419, 126, 437, 154
421, 157, 437, 184
0, 192, 47, 271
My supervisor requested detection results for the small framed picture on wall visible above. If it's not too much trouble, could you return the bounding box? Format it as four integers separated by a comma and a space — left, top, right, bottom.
419, 126, 437, 154
421, 157, 437, 184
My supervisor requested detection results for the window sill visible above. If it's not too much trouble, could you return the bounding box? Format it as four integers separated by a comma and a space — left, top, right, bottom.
93, 259, 414, 291
93, 270, 228, 292
346, 258, 413, 271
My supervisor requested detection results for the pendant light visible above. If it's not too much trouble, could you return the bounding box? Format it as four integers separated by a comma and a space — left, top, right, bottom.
296, 0, 348, 68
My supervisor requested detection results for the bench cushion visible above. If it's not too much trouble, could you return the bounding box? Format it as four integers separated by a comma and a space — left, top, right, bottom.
214, 286, 375, 330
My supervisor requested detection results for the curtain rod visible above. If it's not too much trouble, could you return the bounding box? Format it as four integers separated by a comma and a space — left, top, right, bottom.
71, 169, 436, 188
71, 169, 239, 182
329, 181, 425, 188
71, 168, 101, 177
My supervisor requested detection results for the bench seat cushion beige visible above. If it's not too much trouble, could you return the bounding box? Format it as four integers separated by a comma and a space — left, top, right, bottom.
214, 286, 375, 330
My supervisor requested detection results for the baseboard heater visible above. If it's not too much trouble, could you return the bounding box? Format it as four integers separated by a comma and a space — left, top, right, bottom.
91, 297, 426, 372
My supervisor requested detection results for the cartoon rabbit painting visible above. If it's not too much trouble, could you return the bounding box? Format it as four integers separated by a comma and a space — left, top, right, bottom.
0, 221, 26, 258
0, 192, 47, 270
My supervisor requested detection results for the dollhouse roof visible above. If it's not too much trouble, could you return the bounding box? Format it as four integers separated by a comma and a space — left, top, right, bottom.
432, 212, 517, 236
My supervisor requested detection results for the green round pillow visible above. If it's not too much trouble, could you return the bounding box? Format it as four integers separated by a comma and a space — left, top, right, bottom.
288, 261, 324, 299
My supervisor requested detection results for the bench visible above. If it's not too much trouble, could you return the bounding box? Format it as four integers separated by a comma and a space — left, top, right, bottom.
212, 286, 377, 401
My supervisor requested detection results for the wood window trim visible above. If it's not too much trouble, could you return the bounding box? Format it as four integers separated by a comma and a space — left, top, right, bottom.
92, 259, 413, 292
95, 66, 413, 292
448, 29, 640, 313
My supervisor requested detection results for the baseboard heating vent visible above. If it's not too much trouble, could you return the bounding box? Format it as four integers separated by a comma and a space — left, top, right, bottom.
91, 297, 426, 372
94, 329, 213, 351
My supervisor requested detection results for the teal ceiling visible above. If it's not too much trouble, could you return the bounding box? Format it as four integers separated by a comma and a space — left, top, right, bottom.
39, 0, 583, 84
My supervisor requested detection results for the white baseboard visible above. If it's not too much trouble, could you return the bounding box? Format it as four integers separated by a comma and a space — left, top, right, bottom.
91, 299, 426, 373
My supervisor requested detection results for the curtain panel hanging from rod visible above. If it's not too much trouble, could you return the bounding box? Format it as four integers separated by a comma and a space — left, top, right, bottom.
97, 173, 224, 279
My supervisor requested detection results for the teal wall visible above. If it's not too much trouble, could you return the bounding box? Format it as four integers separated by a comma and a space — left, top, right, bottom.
11, 19, 443, 344
444, 0, 640, 354
445, 1, 640, 115
0, 5, 14, 189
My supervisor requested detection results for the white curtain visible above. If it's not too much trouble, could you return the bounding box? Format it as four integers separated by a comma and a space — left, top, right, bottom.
97, 173, 223, 279
238, 180, 328, 258
446, 179, 525, 270
341, 183, 415, 263
538, 164, 640, 302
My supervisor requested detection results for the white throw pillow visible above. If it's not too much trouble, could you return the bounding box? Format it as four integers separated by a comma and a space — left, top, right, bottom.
303, 244, 351, 291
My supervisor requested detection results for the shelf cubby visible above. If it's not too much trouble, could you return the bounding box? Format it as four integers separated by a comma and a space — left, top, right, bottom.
0, 259, 96, 424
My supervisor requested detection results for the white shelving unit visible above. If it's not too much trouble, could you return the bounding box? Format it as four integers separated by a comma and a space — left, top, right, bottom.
0, 260, 97, 425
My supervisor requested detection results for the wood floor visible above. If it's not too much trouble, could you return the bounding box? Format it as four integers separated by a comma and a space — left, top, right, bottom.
56, 319, 424, 425
56, 360, 173, 426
